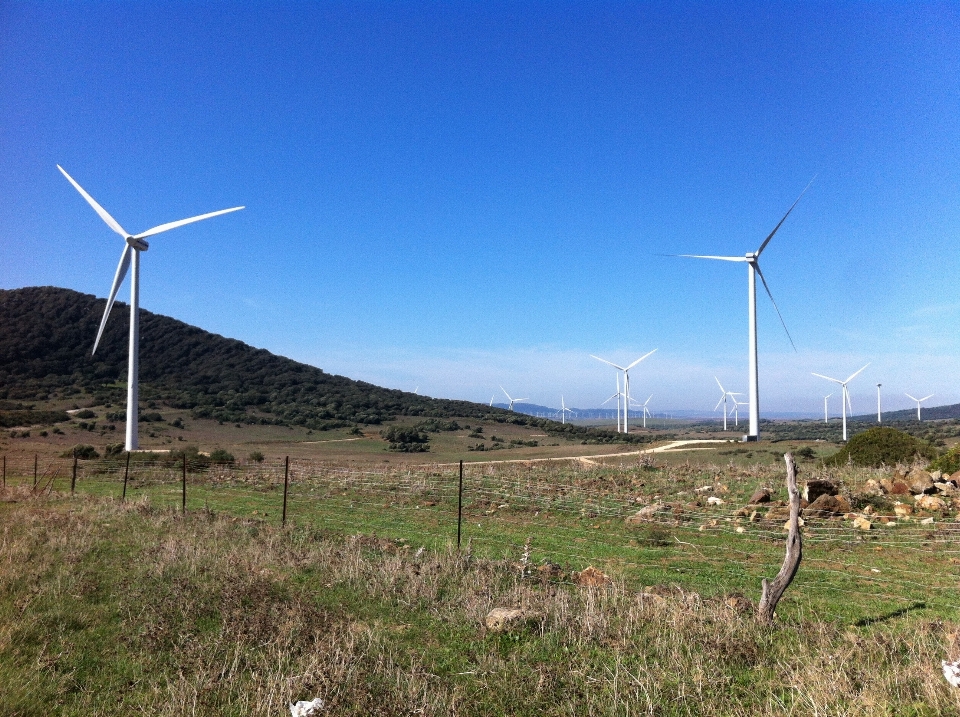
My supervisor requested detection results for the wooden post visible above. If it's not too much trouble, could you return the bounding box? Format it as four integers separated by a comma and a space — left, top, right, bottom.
33, 454, 38, 488
122, 451, 131, 502
71, 449, 77, 494
182, 453, 187, 514
2, 455, 5, 489
282, 456, 289, 526
758, 453, 802, 623
457, 460, 464, 548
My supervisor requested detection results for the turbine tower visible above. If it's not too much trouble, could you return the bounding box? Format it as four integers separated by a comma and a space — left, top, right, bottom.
876, 383, 882, 423
823, 393, 832, 424
591, 349, 657, 433
675, 181, 812, 441
500, 386, 528, 412
555, 396, 574, 424
905, 393, 933, 421
812, 364, 870, 441
58, 165, 243, 451
601, 374, 624, 432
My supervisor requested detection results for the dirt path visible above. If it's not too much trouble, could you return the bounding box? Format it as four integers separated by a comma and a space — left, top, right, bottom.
436, 439, 728, 467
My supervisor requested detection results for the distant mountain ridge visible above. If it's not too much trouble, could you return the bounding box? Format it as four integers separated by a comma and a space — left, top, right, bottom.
0, 287, 650, 444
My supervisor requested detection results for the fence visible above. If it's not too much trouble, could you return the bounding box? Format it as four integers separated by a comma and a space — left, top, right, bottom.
1, 452, 958, 622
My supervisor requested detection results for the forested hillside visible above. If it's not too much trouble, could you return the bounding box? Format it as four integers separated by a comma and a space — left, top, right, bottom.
0, 287, 648, 443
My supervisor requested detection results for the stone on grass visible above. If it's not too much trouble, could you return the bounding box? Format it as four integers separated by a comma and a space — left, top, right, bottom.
484, 608, 528, 632
707, 496, 724, 506
748, 488, 771, 504
915, 495, 946, 512
853, 516, 872, 530
804, 479, 838, 502
289, 698, 324, 717
908, 469, 936, 495
862, 479, 883, 496
575, 566, 612, 587
943, 660, 960, 688
625, 503, 665, 525
804, 494, 851, 516
920, 517, 935, 525
894, 503, 913, 517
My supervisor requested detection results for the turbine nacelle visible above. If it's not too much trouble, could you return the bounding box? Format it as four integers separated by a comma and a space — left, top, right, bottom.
126, 236, 149, 251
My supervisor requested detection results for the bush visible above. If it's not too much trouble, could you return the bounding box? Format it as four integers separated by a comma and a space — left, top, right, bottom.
209, 449, 235, 464
929, 445, 960, 475
104, 443, 125, 458
249, 450, 265, 463
823, 427, 937, 468
381, 425, 430, 452
75, 409, 96, 419
62, 444, 100, 459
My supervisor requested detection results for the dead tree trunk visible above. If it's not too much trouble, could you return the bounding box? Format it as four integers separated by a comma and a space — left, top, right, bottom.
758, 452, 802, 623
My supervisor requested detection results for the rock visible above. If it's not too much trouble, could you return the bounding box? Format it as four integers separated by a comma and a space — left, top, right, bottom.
950, 469, 960, 484
943, 659, 960, 688
625, 503, 665, 525
289, 698, 325, 717
765, 506, 792, 523
748, 488, 771, 504
724, 594, 754, 613
707, 496, 724, 506
879, 478, 894, 494
853, 516, 872, 530
862, 479, 883, 496
935, 482, 957, 495
908, 468, 936, 495
694, 485, 713, 494
863, 505, 874, 515
920, 517, 935, 525
574, 566, 612, 587
890, 480, 911, 495
484, 608, 528, 632
782, 517, 805, 530
894, 502, 914, 517
931, 470, 943, 481
915, 495, 946, 512
804, 494, 851, 516
804, 479, 838, 502
734, 506, 750, 517
749, 510, 760, 523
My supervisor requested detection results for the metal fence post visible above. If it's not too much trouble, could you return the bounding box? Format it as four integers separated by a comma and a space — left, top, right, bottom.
457, 460, 464, 547
182, 453, 187, 514
122, 451, 130, 502
282, 456, 289, 526
71, 449, 77, 494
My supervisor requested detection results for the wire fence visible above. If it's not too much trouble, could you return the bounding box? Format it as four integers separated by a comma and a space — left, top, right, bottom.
2, 452, 958, 622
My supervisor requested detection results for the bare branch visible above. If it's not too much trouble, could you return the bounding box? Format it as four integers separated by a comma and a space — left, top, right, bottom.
758, 453, 802, 623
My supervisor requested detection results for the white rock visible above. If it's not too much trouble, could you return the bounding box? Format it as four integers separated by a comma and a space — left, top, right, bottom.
707, 496, 724, 505
290, 698, 324, 716
943, 659, 960, 688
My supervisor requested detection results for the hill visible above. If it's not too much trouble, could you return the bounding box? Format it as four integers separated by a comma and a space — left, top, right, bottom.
0, 287, 647, 444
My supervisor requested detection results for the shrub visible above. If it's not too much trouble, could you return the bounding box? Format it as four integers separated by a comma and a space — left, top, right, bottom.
823, 427, 937, 468
249, 450, 265, 463
929, 445, 960, 475
75, 409, 96, 419
104, 443, 125, 458
62, 444, 100, 459
381, 426, 430, 452
209, 448, 235, 464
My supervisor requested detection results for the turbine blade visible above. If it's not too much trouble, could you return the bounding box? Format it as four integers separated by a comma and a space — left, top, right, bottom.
135, 206, 244, 239
714, 395, 725, 411
812, 373, 843, 384
626, 348, 658, 370
602, 393, 619, 405
590, 355, 625, 370
905, 393, 918, 402
714, 376, 725, 393
58, 165, 129, 238
644, 395, 652, 406
755, 177, 815, 257
843, 363, 870, 384
920, 394, 933, 402
673, 254, 747, 262
93, 245, 132, 354
500, 386, 512, 401
755, 263, 796, 351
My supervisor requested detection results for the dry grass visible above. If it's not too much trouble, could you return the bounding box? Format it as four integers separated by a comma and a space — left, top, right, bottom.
2, 485, 959, 716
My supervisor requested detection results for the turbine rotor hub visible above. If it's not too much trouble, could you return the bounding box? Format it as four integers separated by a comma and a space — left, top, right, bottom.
126, 236, 149, 251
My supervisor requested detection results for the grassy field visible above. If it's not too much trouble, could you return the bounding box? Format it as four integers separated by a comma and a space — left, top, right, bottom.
2, 445, 960, 715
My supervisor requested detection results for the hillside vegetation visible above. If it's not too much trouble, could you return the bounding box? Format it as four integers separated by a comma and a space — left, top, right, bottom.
0, 287, 647, 445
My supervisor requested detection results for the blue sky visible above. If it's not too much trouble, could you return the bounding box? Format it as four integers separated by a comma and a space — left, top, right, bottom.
2, 2, 959, 415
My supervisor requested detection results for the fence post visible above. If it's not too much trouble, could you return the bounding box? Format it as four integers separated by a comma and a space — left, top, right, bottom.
182, 454, 187, 514
457, 460, 464, 548
2, 455, 5, 489
282, 456, 289, 526
122, 451, 130, 502
33, 454, 38, 488
71, 449, 77, 494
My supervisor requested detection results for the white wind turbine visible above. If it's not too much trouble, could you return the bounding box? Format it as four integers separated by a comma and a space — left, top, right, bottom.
555, 396, 574, 424
58, 165, 243, 451
591, 349, 657, 434
674, 181, 812, 440
811, 364, 870, 441
713, 377, 742, 431
730, 395, 747, 427
500, 386, 528, 412
905, 393, 933, 421
601, 374, 624, 432
628, 394, 654, 429
823, 393, 832, 424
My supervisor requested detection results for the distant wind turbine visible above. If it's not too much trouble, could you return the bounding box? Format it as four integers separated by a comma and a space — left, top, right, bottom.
905, 393, 933, 421
555, 396, 574, 424
673, 181, 813, 440
823, 393, 832, 424
601, 374, 624, 432
628, 394, 654, 429
58, 165, 243, 451
713, 377, 742, 431
812, 364, 870, 441
730, 394, 747, 427
591, 349, 657, 433
500, 386, 528, 412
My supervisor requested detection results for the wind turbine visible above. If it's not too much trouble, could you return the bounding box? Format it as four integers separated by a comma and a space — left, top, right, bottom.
674, 181, 812, 441
823, 393, 832, 424
713, 377, 741, 431
628, 394, 654, 429
555, 396, 574, 424
905, 393, 933, 421
730, 394, 747, 427
58, 165, 243, 451
812, 364, 870, 441
591, 349, 657, 434
601, 374, 624, 432
500, 386, 528, 412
